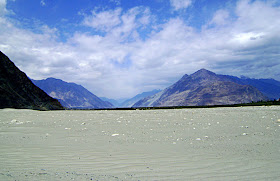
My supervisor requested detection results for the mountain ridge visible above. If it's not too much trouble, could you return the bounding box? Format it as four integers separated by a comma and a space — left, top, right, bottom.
133, 69, 268, 107
119, 89, 161, 107
218, 75, 280, 99
1, 49, 278, 110
32, 78, 113, 109
0, 51, 64, 110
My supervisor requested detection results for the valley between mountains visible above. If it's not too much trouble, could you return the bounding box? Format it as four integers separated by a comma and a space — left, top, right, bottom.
1, 51, 280, 110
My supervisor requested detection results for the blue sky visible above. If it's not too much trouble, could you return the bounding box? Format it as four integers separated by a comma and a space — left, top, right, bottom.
1, 0, 280, 99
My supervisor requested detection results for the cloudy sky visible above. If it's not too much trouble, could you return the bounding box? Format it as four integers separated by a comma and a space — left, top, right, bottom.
0, 0, 280, 99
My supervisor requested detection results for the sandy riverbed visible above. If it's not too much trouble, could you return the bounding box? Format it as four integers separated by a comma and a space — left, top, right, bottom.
0, 106, 280, 180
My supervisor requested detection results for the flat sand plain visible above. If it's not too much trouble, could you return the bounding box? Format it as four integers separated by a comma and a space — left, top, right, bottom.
0, 106, 280, 180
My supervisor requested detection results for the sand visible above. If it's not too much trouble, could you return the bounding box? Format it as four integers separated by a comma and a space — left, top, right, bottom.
0, 106, 279, 180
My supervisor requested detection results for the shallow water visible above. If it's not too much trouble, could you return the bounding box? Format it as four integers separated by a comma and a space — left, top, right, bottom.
0, 106, 280, 180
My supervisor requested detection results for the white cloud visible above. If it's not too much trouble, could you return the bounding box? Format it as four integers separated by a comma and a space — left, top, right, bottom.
235, 0, 280, 32
131, 18, 196, 70
170, 0, 192, 11
0, 0, 7, 16
209, 9, 230, 26
139, 8, 151, 26
82, 7, 152, 42
0, 0, 280, 99
83, 8, 122, 32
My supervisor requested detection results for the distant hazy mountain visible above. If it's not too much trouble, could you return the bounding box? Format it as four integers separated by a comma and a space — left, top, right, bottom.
32, 78, 113, 109
100, 89, 161, 108
0, 51, 64, 110
119, 89, 161, 107
133, 69, 267, 107
99, 97, 121, 107
219, 75, 280, 100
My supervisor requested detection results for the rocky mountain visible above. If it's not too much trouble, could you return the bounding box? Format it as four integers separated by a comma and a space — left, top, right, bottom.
219, 75, 280, 100
0, 51, 64, 110
32, 78, 113, 109
133, 69, 267, 107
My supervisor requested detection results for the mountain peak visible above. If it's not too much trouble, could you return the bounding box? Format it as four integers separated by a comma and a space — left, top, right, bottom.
45, 77, 65, 82
193, 68, 215, 75
46, 77, 59, 80
190, 69, 217, 81
181, 74, 189, 80
33, 78, 113, 109
133, 68, 267, 107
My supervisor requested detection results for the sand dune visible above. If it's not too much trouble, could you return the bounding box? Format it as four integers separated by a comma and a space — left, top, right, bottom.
0, 106, 279, 180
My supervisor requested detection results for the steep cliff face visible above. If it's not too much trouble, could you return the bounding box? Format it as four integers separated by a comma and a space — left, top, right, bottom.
0, 51, 64, 110
133, 69, 267, 107
32, 78, 113, 109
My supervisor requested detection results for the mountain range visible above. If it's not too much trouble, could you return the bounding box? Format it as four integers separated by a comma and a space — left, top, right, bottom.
32, 78, 113, 109
33, 70, 279, 109
133, 69, 269, 107
101, 89, 161, 107
1, 50, 279, 110
218, 75, 280, 100
0, 51, 63, 110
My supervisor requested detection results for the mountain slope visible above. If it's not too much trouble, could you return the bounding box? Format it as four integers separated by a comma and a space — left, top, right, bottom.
99, 97, 122, 108
32, 78, 113, 109
119, 89, 161, 107
0, 51, 64, 110
133, 69, 267, 107
219, 75, 280, 100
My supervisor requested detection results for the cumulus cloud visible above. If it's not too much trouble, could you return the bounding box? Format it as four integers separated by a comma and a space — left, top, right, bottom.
0, 22, 74, 79
0, 0, 280, 99
209, 9, 230, 26
170, 0, 192, 11
83, 7, 152, 42
83, 8, 122, 32
204, 0, 280, 77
